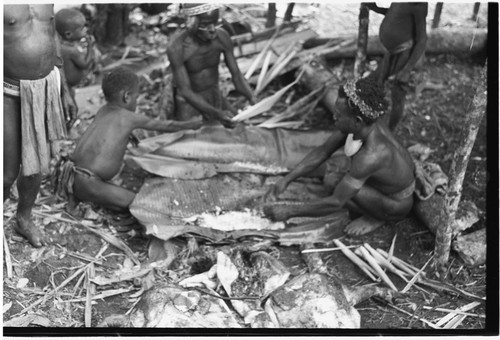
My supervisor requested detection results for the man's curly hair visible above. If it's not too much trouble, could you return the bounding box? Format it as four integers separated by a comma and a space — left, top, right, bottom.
102, 67, 139, 101
338, 77, 389, 124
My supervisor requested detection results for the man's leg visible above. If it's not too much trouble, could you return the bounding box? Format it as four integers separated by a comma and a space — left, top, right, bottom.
388, 81, 407, 131
344, 185, 413, 236
73, 173, 136, 212
3, 95, 21, 200
4, 94, 48, 247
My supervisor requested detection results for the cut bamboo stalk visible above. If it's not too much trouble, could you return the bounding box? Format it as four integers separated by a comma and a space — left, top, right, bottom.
333, 239, 379, 282
256, 50, 273, 93
435, 301, 481, 327
72, 271, 87, 297
388, 233, 397, 262
401, 255, 434, 294
358, 246, 398, 291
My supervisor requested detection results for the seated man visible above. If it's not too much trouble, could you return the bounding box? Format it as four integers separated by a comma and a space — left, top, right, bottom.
166, 3, 256, 127
366, 2, 428, 130
55, 8, 99, 104
263, 77, 416, 236
56, 67, 202, 211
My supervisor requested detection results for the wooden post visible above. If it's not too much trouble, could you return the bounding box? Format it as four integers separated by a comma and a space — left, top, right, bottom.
354, 3, 370, 78
284, 3, 295, 22
266, 3, 277, 28
432, 2, 444, 29
471, 3, 480, 21
434, 62, 487, 278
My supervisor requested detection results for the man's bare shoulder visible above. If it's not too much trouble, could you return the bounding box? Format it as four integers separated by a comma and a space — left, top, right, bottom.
216, 28, 233, 50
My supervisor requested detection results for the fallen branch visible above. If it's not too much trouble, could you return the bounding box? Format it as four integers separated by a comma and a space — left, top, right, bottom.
91, 267, 152, 286
64, 287, 135, 303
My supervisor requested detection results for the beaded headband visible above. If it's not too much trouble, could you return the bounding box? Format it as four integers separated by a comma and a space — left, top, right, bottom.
343, 79, 385, 121
182, 3, 221, 17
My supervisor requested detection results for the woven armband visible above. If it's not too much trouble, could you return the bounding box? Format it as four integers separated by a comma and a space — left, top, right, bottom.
342, 174, 365, 190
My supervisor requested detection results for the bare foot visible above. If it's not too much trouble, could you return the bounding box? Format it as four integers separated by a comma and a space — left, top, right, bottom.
344, 216, 386, 236
14, 215, 49, 248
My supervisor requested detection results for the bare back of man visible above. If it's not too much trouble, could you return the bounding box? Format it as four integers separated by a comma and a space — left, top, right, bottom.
345, 123, 415, 221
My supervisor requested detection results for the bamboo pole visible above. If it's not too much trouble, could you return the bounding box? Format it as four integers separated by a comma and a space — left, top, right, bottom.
333, 239, 379, 282
434, 63, 487, 278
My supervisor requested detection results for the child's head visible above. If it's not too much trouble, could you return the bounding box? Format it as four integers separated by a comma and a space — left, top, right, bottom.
55, 8, 87, 41
102, 67, 140, 111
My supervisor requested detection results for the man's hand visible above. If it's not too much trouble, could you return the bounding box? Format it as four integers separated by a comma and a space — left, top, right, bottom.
263, 178, 288, 202
219, 110, 237, 129
62, 92, 78, 130
184, 117, 203, 130
263, 204, 291, 222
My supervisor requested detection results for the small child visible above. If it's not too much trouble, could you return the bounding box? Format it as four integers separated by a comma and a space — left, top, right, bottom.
55, 8, 98, 95
55, 67, 203, 211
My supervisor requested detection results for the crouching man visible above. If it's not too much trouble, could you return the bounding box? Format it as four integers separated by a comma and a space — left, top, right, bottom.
263, 77, 416, 236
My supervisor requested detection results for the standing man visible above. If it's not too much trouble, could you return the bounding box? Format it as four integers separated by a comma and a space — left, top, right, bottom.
4, 4, 77, 247
167, 3, 256, 128
366, 3, 428, 130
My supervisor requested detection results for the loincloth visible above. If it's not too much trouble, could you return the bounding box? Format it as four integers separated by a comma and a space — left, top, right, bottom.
54, 158, 124, 202
376, 39, 425, 88
389, 180, 415, 200
5, 67, 67, 176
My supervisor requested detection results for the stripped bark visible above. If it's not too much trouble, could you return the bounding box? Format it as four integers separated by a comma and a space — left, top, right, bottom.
434, 62, 487, 277
354, 3, 370, 77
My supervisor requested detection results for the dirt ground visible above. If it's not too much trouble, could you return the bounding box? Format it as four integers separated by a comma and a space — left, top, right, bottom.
2, 3, 492, 334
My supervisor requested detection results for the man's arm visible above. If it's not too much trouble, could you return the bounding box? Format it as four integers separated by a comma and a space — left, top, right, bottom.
219, 29, 256, 104
166, 31, 232, 124
265, 130, 345, 201
365, 3, 388, 15
396, 4, 428, 82
55, 35, 78, 127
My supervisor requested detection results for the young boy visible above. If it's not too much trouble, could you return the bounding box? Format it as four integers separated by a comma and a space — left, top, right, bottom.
55, 8, 98, 98
56, 67, 203, 211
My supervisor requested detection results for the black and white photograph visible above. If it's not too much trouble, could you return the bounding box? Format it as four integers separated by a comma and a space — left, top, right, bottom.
2, 1, 497, 335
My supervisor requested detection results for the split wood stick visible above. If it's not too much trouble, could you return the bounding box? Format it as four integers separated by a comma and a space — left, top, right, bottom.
3, 231, 13, 278
85, 265, 93, 327
333, 239, 379, 282
444, 314, 467, 329
301, 245, 357, 254
18, 263, 90, 315
376, 248, 419, 276
260, 49, 298, 91
422, 306, 485, 318
435, 301, 481, 327
401, 255, 434, 294
244, 26, 281, 79
364, 243, 407, 282
72, 271, 87, 297
372, 297, 441, 329
358, 246, 398, 291
65, 288, 134, 303
388, 233, 397, 262
256, 50, 273, 93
